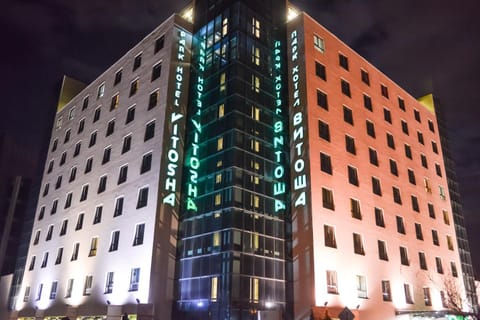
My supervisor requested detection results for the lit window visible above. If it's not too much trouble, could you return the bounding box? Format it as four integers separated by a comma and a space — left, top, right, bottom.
447, 235, 454, 251
83, 275, 93, 296
443, 210, 450, 225
313, 34, 325, 53
89, 237, 98, 257
252, 74, 260, 93
250, 277, 259, 302
251, 46, 260, 66
110, 94, 119, 111
211, 277, 218, 301
129, 268, 140, 291
252, 106, 260, 120
251, 17, 260, 38
215, 193, 222, 206
326, 270, 338, 294
217, 137, 224, 151
220, 72, 226, 92
356, 275, 367, 298
97, 83, 105, 99
218, 104, 225, 118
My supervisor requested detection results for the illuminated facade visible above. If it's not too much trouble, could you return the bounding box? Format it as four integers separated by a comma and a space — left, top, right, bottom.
8, 1, 477, 320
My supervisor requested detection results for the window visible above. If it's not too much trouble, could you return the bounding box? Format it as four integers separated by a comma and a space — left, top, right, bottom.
324, 225, 337, 248
114, 197, 124, 217
75, 213, 84, 231
251, 74, 260, 93
320, 153, 332, 174
110, 94, 119, 111
389, 159, 398, 176
400, 246, 409, 266
313, 34, 325, 52
393, 186, 402, 204
114, 69, 122, 85
419, 252, 428, 270
97, 83, 105, 99
83, 275, 93, 296
322, 188, 334, 210
341, 80, 351, 97
140, 152, 152, 174
89, 237, 98, 256
42, 183, 49, 197
89, 131, 97, 147
380, 84, 389, 98
441, 291, 448, 308
105, 272, 114, 294
129, 268, 140, 291
420, 154, 428, 168
251, 45, 260, 65
151, 62, 162, 81
126, 106, 135, 124
381, 280, 392, 301
46, 225, 53, 241
447, 235, 454, 251
415, 132, 424, 146
378, 240, 388, 261
33, 230, 40, 244
64, 129, 71, 144
82, 96, 89, 110
85, 157, 93, 174
404, 144, 412, 159
375, 207, 385, 227
414, 109, 421, 122
353, 233, 365, 255
36, 284, 43, 301
348, 166, 359, 186
326, 270, 338, 294
439, 185, 446, 200
432, 230, 439, 246
65, 279, 74, 298
339, 53, 349, 70
436, 257, 444, 274
443, 210, 450, 225
118, 165, 128, 184
38, 207, 45, 221
148, 90, 159, 109
407, 169, 416, 185
315, 61, 326, 80
435, 163, 442, 177
451, 261, 458, 277
396, 216, 405, 234
356, 275, 367, 299
97, 175, 107, 194
93, 206, 102, 224
218, 104, 225, 118
398, 97, 406, 111
343, 106, 353, 124
60, 152, 67, 166
122, 135, 132, 154
154, 35, 165, 53
366, 120, 375, 138
129, 79, 139, 96
383, 108, 392, 123
55, 248, 63, 265
109, 231, 120, 252
133, 223, 145, 246
28, 256, 36, 270
41, 252, 49, 268
317, 90, 328, 110
369, 148, 378, 166
60, 220, 68, 236
93, 107, 101, 123
64, 192, 72, 209
401, 120, 409, 135
363, 94, 373, 111
23, 286, 30, 302
137, 187, 149, 208
361, 69, 370, 85
106, 119, 115, 136
318, 120, 330, 141
133, 53, 142, 70
50, 199, 58, 215
220, 72, 227, 92
217, 137, 224, 151
55, 176, 62, 189
56, 117, 63, 130
351, 198, 362, 219
372, 177, 382, 196
73, 142, 81, 157
102, 147, 111, 164
47, 160, 54, 173
428, 119, 435, 132
386, 133, 395, 149
345, 135, 356, 155
71, 243, 79, 261
415, 223, 424, 240
251, 17, 260, 38
144, 121, 155, 141
431, 141, 438, 154
423, 287, 432, 306
411, 195, 419, 212
428, 203, 436, 219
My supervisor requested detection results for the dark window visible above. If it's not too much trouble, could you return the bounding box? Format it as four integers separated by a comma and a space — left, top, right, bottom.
428, 120, 435, 133
126, 106, 135, 124
348, 166, 359, 186
118, 165, 128, 184
343, 106, 353, 125
89, 131, 97, 147
82, 96, 89, 110
386, 133, 395, 149
350, 199, 362, 219
375, 207, 385, 227
345, 136, 356, 155
339, 53, 349, 70
435, 257, 443, 274
129, 79, 139, 97
154, 35, 165, 53
369, 148, 379, 166
318, 120, 330, 141
148, 90, 159, 110
400, 246, 409, 266
317, 90, 328, 110
114, 197, 124, 217
366, 120, 375, 138
415, 223, 423, 240
431, 141, 438, 154
110, 94, 119, 111
137, 187, 149, 208
322, 188, 334, 210
405, 144, 412, 159
71, 243, 79, 261
151, 62, 162, 81
398, 97, 405, 111
109, 231, 120, 252
404, 284, 414, 304
432, 230, 439, 246
78, 118, 85, 134
106, 120, 115, 137
378, 240, 388, 261
64, 129, 71, 143
382, 281, 392, 301
64, 193, 72, 209
341, 79, 351, 97
122, 135, 132, 154
363, 94, 373, 111
372, 177, 382, 196
43, 183, 49, 197
320, 153, 332, 174
41, 252, 49, 268
59, 220, 68, 236
46, 225, 53, 241
353, 233, 365, 255
93, 206, 102, 224
50, 200, 58, 215
401, 120, 409, 135
408, 169, 416, 185
389, 159, 398, 176
85, 157, 93, 174
51, 139, 58, 152
144, 121, 155, 141
38, 207, 45, 221
435, 163, 442, 177
55, 176, 62, 190
324, 225, 337, 248
133, 223, 145, 246
75, 214, 84, 230
140, 152, 152, 174
102, 147, 111, 164
421, 154, 428, 168
428, 203, 436, 219
69, 166, 77, 182
393, 186, 402, 204
93, 107, 101, 123
80, 185, 89, 202
419, 252, 428, 270
60, 152, 67, 166
383, 108, 392, 123
315, 61, 326, 80
114, 69, 122, 85
414, 109, 421, 122
98, 176, 107, 193
417, 131, 424, 145
380, 84, 389, 98
451, 262, 458, 277
47, 160, 54, 174
133, 54, 142, 71
361, 69, 370, 85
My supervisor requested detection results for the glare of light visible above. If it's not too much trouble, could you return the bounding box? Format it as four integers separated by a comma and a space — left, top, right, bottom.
182, 7, 194, 23
265, 301, 274, 308
287, 7, 299, 22
196, 301, 204, 307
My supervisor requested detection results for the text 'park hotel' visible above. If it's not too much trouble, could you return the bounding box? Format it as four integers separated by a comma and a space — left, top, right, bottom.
7, 0, 478, 319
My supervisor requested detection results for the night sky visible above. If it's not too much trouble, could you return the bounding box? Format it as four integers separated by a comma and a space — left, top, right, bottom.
2, 0, 479, 275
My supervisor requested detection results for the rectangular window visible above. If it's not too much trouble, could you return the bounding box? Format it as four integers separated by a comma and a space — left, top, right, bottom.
428, 203, 436, 218
60, 220, 68, 236
64, 192, 72, 209
348, 166, 359, 186
417, 131, 424, 145
23, 286, 30, 302
97, 83, 105, 99
64, 129, 71, 143
84, 157, 93, 174
129, 268, 140, 291
82, 96, 89, 110
389, 159, 398, 176
93, 107, 101, 123
343, 105, 353, 124
414, 109, 421, 122
382, 280, 392, 301
432, 230, 439, 246
133, 53, 142, 70
126, 106, 135, 124
369, 148, 378, 166
69, 166, 77, 182
400, 246, 409, 266
137, 186, 149, 208
109, 231, 120, 252
144, 121, 155, 141
380, 84, 389, 98
41, 252, 49, 268
251, 17, 260, 38
436, 257, 444, 274
361, 69, 370, 85
350, 198, 361, 219
320, 153, 332, 174
451, 261, 458, 277
415, 223, 424, 240
317, 90, 328, 110
28, 256, 36, 270
405, 144, 412, 159
105, 272, 114, 294
435, 163, 442, 177
313, 34, 325, 52
75, 213, 84, 231
318, 120, 330, 141
46, 225, 53, 241
383, 108, 392, 123
55, 176, 62, 190
50, 199, 58, 215
83, 275, 93, 296
154, 35, 165, 53
356, 275, 367, 298
407, 169, 416, 185
326, 270, 338, 294
375, 207, 385, 228
322, 188, 334, 210
114, 197, 124, 217
428, 119, 435, 132
148, 90, 159, 109
93, 206, 102, 224
398, 97, 406, 111
151, 62, 162, 81
114, 69, 122, 85
89, 237, 98, 256
341, 80, 351, 97
122, 135, 132, 154
363, 94, 373, 111
251, 46, 260, 66
419, 252, 428, 270
386, 133, 395, 149
345, 135, 356, 155
36, 284, 43, 301
366, 120, 375, 138
71, 243, 79, 261
411, 195, 419, 212
118, 165, 128, 184
378, 240, 388, 261
106, 119, 115, 136
251, 74, 260, 93
393, 186, 402, 204
140, 152, 152, 174
129, 79, 139, 96
443, 210, 450, 225
339, 53, 349, 70
423, 287, 432, 306
432, 141, 438, 154
401, 120, 409, 135
353, 233, 365, 255
133, 223, 145, 246
315, 61, 326, 80
110, 94, 119, 111
372, 177, 382, 196
65, 279, 74, 298
98, 175, 107, 193
324, 225, 337, 248
38, 207, 45, 221
60, 152, 67, 166
73, 142, 81, 157
396, 216, 406, 234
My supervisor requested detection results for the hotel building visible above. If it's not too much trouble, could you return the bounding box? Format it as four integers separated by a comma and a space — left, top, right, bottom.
8, 1, 477, 320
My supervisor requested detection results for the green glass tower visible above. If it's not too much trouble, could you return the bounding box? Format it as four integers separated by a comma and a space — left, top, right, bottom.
176, 1, 290, 319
